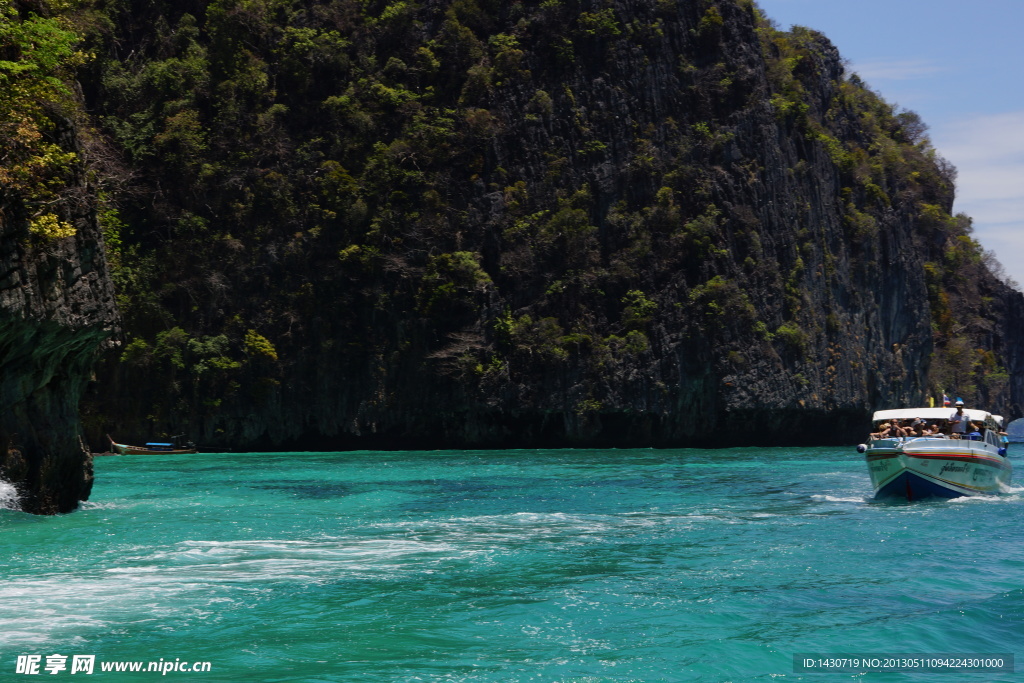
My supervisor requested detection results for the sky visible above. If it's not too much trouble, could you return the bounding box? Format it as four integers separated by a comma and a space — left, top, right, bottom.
754, 0, 1024, 288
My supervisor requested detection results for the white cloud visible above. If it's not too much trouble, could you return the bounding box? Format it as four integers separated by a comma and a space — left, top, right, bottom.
849, 59, 943, 81
932, 111, 1024, 289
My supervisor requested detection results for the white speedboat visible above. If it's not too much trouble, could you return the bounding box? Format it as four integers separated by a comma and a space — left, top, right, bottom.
858, 408, 1011, 500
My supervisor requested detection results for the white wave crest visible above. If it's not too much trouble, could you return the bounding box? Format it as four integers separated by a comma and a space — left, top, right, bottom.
0, 480, 19, 510
948, 493, 1018, 504
78, 500, 126, 510
811, 494, 868, 504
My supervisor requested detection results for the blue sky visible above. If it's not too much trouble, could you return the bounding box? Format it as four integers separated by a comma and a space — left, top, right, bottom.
755, 0, 1024, 288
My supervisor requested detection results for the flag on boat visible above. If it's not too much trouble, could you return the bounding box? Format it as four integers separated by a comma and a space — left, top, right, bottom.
943, 393, 951, 407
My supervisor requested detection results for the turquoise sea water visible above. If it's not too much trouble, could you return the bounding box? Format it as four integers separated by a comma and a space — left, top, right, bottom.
2, 447, 1022, 682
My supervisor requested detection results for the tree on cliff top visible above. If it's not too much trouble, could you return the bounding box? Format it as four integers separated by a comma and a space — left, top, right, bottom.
0, 0, 89, 239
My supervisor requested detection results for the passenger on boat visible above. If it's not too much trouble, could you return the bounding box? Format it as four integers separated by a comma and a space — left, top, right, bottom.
948, 401, 968, 438
898, 419, 920, 437
870, 422, 892, 439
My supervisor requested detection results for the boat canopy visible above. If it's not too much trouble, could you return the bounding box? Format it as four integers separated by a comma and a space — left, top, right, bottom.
872, 407, 1002, 426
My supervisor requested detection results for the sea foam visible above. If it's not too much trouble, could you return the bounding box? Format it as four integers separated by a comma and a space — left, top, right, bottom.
0, 479, 19, 510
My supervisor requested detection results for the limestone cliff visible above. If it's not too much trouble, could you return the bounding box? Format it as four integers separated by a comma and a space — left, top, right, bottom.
0, 121, 119, 514
80, 0, 1024, 449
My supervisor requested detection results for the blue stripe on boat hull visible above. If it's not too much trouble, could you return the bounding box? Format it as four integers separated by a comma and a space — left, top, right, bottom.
874, 471, 965, 501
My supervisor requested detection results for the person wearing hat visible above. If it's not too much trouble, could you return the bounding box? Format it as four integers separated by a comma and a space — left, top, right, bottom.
948, 400, 968, 438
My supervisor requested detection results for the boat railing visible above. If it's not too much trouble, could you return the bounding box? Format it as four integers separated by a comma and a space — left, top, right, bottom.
869, 435, 950, 447
871, 433, 1000, 449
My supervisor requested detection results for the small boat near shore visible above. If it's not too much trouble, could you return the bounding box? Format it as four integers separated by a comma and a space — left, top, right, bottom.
108, 435, 197, 456
858, 408, 1011, 500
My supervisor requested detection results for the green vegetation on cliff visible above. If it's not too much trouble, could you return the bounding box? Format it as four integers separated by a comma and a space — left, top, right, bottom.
0, 0, 86, 238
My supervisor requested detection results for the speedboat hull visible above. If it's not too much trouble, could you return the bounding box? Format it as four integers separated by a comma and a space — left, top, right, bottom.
866, 438, 1011, 500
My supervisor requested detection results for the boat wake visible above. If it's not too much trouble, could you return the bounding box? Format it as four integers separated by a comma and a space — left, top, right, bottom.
811, 494, 867, 504
948, 489, 1024, 504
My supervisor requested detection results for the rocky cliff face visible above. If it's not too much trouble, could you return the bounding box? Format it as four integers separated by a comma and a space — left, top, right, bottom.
81, 0, 1024, 450
0, 121, 120, 514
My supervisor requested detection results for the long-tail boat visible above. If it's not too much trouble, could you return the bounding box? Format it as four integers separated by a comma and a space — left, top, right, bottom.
108, 435, 197, 455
